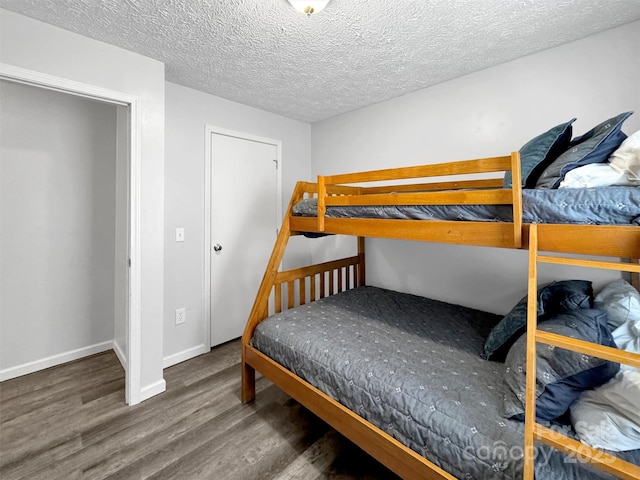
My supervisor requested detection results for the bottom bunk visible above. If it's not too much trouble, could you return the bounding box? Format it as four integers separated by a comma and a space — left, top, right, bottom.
246, 284, 639, 480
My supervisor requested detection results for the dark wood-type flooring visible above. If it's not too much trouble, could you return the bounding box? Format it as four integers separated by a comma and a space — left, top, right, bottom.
0, 340, 400, 480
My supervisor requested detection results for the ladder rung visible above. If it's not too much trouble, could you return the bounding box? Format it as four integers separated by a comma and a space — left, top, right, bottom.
535, 424, 640, 480
536, 331, 640, 369
537, 255, 640, 274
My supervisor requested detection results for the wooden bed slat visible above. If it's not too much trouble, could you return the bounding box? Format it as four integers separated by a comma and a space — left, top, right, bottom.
291, 217, 521, 248
538, 255, 640, 274
299, 278, 306, 306
323, 155, 512, 184
531, 224, 640, 259
274, 284, 282, 314
536, 331, 640, 370
325, 188, 514, 206
301, 182, 362, 196
287, 281, 294, 309
535, 424, 640, 480
362, 178, 504, 194
290, 221, 640, 259
329, 269, 335, 295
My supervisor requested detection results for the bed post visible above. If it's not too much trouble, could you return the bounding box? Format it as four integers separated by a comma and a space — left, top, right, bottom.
357, 236, 366, 286
317, 175, 326, 232
241, 182, 307, 403
510, 151, 523, 248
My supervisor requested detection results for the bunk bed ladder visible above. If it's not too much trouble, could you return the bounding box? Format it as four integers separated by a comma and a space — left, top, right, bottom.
524, 224, 640, 480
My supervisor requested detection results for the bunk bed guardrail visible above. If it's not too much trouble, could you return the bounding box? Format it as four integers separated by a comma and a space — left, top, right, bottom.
291, 152, 524, 249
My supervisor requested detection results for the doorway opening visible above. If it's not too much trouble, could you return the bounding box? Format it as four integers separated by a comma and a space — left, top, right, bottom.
0, 64, 142, 405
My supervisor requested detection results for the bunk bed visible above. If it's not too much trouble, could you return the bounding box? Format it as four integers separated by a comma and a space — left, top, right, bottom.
240, 150, 640, 480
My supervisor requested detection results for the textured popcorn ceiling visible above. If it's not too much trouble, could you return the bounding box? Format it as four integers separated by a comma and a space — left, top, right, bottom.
2, 0, 640, 123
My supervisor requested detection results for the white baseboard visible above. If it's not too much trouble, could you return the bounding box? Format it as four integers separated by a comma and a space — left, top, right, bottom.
140, 378, 166, 401
0, 340, 114, 382
163, 344, 209, 369
113, 339, 127, 370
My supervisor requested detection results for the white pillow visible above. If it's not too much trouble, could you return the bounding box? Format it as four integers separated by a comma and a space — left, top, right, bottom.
570, 371, 640, 452
558, 163, 636, 188
609, 130, 640, 181
570, 319, 640, 451
613, 320, 640, 371
594, 279, 640, 330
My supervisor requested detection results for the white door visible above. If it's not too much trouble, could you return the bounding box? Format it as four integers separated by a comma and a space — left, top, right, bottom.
209, 132, 279, 347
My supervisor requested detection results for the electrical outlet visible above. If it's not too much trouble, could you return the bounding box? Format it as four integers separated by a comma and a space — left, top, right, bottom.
175, 307, 186, 325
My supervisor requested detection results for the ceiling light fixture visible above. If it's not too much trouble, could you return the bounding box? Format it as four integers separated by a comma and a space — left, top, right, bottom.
287, 0, 330, 16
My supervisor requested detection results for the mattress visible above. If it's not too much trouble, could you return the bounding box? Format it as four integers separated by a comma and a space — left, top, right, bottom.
292, 186, 640, 225
252, 286, 640, 480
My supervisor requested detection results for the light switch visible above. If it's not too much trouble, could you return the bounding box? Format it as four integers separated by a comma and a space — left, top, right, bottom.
175, 227, 185, 242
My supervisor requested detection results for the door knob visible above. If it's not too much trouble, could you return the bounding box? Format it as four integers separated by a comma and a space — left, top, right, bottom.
213, 244, 222, 252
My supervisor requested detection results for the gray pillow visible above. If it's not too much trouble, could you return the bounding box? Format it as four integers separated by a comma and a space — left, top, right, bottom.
504, 119, 575, 188
502, 309, 619, 422
536, 112, 633, 189
482, 280, 593, 361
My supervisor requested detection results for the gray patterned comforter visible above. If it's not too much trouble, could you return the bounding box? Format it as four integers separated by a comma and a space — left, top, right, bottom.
252, 286, 640, 479
292, 187, 640, 225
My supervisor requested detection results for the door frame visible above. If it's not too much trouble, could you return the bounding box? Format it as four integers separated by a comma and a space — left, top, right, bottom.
0, 63, 143, 405
204, 125, 282, 348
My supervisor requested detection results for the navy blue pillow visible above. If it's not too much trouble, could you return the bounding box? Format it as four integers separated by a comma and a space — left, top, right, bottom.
504, 119, 575, 188
502, 309, 619, 422
482, 280, 592, 361
536, 112, 633, 188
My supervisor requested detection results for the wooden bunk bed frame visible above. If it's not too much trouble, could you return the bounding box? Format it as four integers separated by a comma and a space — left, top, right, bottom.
241, 152, 640, 480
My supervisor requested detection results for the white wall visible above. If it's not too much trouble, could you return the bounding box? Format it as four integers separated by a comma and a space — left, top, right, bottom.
311, 21, 640, 315
0, 81, 116, 375
163, 82, 311, 365
0, 9, 166, 398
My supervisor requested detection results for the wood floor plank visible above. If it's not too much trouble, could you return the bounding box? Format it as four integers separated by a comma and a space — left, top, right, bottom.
57, 375, 276, 480
1, 360, 124, 422
166, 340, 241, 387
80, 364, 241, 448
272, 430, 342, 480
0, 352, 120, 403
101, 381, 285, 480
145, 398, 312, 479
0, 340, 398, 480
1, 389, 129, 475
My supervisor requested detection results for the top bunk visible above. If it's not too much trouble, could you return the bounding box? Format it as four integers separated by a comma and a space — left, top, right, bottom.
287, 151, 640, 259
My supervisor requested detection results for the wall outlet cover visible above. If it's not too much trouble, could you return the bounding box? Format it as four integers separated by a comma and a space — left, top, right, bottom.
175, 307, 186, 325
